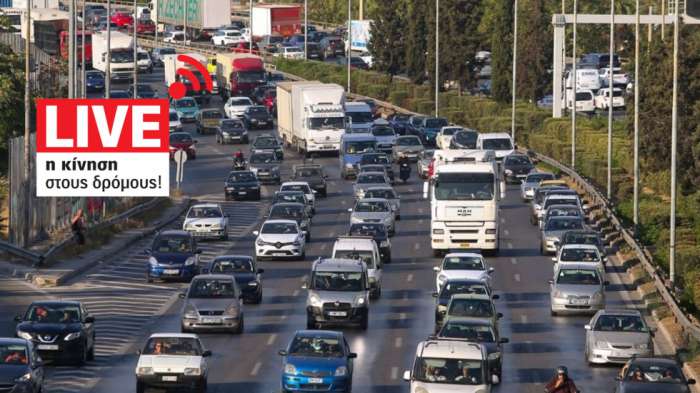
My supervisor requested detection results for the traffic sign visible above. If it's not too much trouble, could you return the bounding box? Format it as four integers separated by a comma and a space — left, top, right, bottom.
173, 149, 187, 188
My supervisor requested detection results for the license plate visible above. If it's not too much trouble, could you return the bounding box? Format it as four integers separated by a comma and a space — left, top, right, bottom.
162, 376, 177, 382
308, 378, 324, 384
328, 311, 347, 317
164, 269, 179, 275
570, 299, 587, 305
202, 317, 222, 324
273, 252, 287, 256
238, 191, 247, 195
459, 243, 473, 248
38, 344, 59, 351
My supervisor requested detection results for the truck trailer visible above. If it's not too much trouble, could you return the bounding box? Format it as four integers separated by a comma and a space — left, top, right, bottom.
215, 52, 265, 99
91, 30, 134, 82
251, 4, 302, 38
155, 0, 230, 34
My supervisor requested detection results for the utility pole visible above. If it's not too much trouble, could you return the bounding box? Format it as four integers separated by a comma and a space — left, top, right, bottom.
661, 0, 666, 40
571, 0, 577, 168
249, 0, 252, 53
435, 0, 439, 117
633, 0, 640, 227
511, 0, 518, 141
669, 0, 680, 284
561, 0, 566, 83
105, 0, 111, 97
648, 6, 653, 43
304, 0, 307, 59
81, 0, 86, 97
184, 0, 187, 42
347, 0, 351, 93
154, 0, 158, 45
68, 0, 75, 98
133, 0, 138, 96
607, 0, 614, 200
23, 0, 31, 247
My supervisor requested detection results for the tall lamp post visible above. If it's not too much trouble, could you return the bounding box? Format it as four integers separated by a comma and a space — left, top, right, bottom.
23, 0, 32, 247
304, 0, 308, 59
571, 0, 577, 168
607, 0, 614, 199
669, 0, 680, 284
105, 0, 111, 97
81, 0, 86, 97
633, 0, 640, 227
435, 0, 439, 117
133, 0, 138, 96
347, 0, 351, 93
511, 0, 518, 141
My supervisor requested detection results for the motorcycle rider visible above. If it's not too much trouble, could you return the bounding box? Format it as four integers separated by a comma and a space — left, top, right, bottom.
233, 150, 246, 169
398, 156, 411, 182
544, 366, 579, 393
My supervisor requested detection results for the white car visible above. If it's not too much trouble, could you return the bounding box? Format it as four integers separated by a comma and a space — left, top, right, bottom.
182, 203, 228, 240
594, 88, 625, 110
436, 126, 464, 149
168, 109, 182, 132
552, 244, 605, 276
599, 67, 630, 87
163, 31, 190, 45
137, 48, 153, 73
566, 89, 595, 113
224, 96, 254, 119
135, 333, 211, 393
253, 219, 307, 260
359, 51, 373, 68
279, 46, 304, 59
433, 252, 494, 292
211, 29, 242, 46
279, 181, 316, 211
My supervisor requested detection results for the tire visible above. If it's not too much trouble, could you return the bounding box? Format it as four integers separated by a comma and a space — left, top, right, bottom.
242, 136, 249, 144
222, 230, 229, 241
433, 249, 444, 258
306, 314, 316, 330
299, 251, 306, 261
87, 338, 95, 361
254, 191, 261, 201
235, 316, 244, 334
136, 381, 145, 393
396, 214, 401, 221
146, 274, 153, 283
359, 315, 368, 330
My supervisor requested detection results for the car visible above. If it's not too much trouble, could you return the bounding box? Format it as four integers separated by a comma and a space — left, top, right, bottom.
436, 126, 464, 149
392, 135, 425, 162
348, 198, 396, 236
339, 133, 378, 179
531, 186, 575, 225
251, 134, 284, 160
224, 96, 254, 119
304, 42, 323, 59
204, 255, 264, 304
253, 219, 307, 260
371, 123, 397, 155
319, 36, 344, 59
595, 87, 626, 110
359, 164, 390, 181
193, 108, 224, 135
110, 11, 132, 26
559, 229, 605, 255
549, 263, 607, 316
567, 89, 596, 113
344, 56, 369, 70
248, 151, 281, 184
163, 31, 191, 45
180, 274, 244, 333
224, 170, 261, 201
433, 252, 494, 293
0, 338, 44, 393
449, 129, 479, 149
417, 149, 435, 178
332, 236, 383, 299
278, 46, 304, 59
145, 230, 201, 282
280, 182, 316, 212
359, 152, 394, 182
539, 194, 583, 228
268, 202, 311, 240
541, 204, 584, 231
15, 301, 96, 365
182, 203, 228, 240
211, 29, 242, 46
520, 172, 556, 201
552, 243, 606, 274
353, 172, 391, 200
151, 47, 176, 66
168, 109, 183, 133
259, 34, 285, 52
419, 117, 449, 146
615, 357, 696, 392
433, 278, 497, 328
278, 330, 356, 393
292, 164, 327, 197
171, 97, 199, 122
436, 317, 508, 381
476, 132, 515, 161
503, 153, 535, 183
579, 52, 621, 69
303, 258, 370, 329
182, 74, 211, 106
135, 333, 211, 393
345, 102, 374, 133
363, 186, 400, 219
242, 105, 273, 129
85, 70, 105, 92
348, 222, 391, 263
127, 19, 155, 35
272, 191, 312, 217
441, 293, 502, 333
136, 49, 154, 73
169, 132, 197, 160
599, 67, 631, 88
216, 118, 249, 144
387, 113, 412, 135
584, 309, 653, 365
109, 90, 131, 99
541, 216, 586, 255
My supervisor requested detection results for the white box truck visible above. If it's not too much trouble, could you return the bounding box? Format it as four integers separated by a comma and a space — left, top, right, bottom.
277, 81, 346, 157
423, 149, 505, 255
91, 30, 134, 82
155, 0, 230, 34
163, 52, 207, 87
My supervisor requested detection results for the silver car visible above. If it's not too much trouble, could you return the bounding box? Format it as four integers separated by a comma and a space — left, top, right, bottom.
585, 309, 653, 365
541, 216, 585, 255
520, 172, 555, 201
353, 171, 391, 199
549, 263, 607, 316
392, 135, 424, 162
180, 274, 244, 334
363, 186, 400, 220
182, 203, 229, 240
349, 198, 396, 235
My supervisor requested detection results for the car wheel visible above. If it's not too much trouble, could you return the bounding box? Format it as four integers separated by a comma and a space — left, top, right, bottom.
306, 314, 316, 330
243, 136, 249, 144
197, 379, 207, 393
254, 290, 263, 304
255, 191, 261, 200
359, 315, 368, 330
235, 316, 244, 334
396, 214, 401, 221
136, 382, 145, 393
299, 250, 306, 261
87, 338, 95, 361
550, 309, 557, 317
305, 232, 311, 242
321, 190, 327, 198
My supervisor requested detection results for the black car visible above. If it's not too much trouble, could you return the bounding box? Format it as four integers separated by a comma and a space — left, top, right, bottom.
242, 105, 273, 129
291, 164, 327, 197
85, 70, 105, 92
339, 56, 369, 70
305, 42, 322, 59
387, 113, 412, 135
109, 90, 131, 99
204, 255, 264, 304
268, 202, 311, 239
251, 134, 283, 160
432, 279, 498, 328
15, 301, 96, 365
216, 119, 248, 145
359, 153, 394, 181
503, 153, 535, 183
145, 230, 202, 282
272, 191, 312, 217
615, 357, 696, 393
348, 223, 391, 263
559, 230, 605, 255
225, 171, 261, 200
0, 338, 44, 393
450, 129, 479, 149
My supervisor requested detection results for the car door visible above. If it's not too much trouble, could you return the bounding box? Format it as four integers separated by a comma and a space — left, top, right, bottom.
344, 337, 354, 375
82, 305, 95, 349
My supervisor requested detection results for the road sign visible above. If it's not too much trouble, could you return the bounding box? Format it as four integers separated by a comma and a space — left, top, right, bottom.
173, 149, 187, 188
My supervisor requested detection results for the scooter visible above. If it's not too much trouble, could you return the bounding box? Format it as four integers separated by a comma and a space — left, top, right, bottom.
399, 162, 411, 183
232, 157, 247, 171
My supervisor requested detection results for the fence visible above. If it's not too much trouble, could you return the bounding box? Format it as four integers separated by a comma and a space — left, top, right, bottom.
0, 32, 67, 95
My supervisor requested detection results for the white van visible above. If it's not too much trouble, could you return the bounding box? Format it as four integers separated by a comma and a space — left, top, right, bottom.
566, 68, 600, 91
332, 236, 382, 299
566, 89, 595, 114
475, 132, 514, 161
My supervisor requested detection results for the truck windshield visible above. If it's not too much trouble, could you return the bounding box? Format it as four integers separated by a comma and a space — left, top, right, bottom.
309, 117, 345, 130
435, 173, 494, 201
345, 141, 375, 154
347, 111, 373, 124
236, 71, 265, 84
413, 357, 484, 385
111, 50, 132, 63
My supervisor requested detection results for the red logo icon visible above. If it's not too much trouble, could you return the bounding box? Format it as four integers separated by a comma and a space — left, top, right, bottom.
167, 54, 213, 100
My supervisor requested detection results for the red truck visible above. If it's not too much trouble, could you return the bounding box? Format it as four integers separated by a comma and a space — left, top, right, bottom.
110, 12, 133, 27
215, 53, 266, 99
127, 19, 156, 35
251, 4, 302, 38
59, 30, 93, 66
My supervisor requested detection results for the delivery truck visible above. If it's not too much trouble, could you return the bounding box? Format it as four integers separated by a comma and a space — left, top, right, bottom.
155, 0, 229, 36
91, 30, 134, 82
20, 8, 68, 46
215, 52, 265, 99
277, 81, 346, 156
164, 52, 210, 104
251, 4, 302, 38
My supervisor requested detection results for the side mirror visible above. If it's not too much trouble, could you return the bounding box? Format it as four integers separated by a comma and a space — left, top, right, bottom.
84, 316, 95, 323
178, 292, 186, 299
402, 370, 411, 381
433, 266, 440, 272
348, 352, 357, 358
422, 182, 429, 199
492, 294, 500, 300
14, 315, 22, 322
584, 324, 591, 330
253, 230, 260, 236
278, 349, 288, 356
499, 338, 509, 344
136, 349, 141, 355
687, 378, 696, 385
497, 312, 503, 319
257, 268, 265, 274
202, 350, 212, 357
432, 292, 438, 298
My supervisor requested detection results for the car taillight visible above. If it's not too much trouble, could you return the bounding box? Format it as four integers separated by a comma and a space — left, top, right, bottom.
428, 160, 434, 178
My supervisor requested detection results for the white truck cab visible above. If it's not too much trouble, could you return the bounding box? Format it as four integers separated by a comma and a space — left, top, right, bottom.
332, 236, 383, 299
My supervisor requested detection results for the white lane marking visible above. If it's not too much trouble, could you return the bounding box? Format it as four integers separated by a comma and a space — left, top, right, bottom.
507, 242, 513, 249
414, 243, 420, 251
280, 314, 287, 321
250, 361, 262, 376
501, 217, 506, 224
394, 337, 403, 348
419, 219, 424, 224
399, 312, 406, 320
403, 292, 409, 301
520, 315, 528, 324
320, 243, 327, 251
292, 289, 300, 297
409, 189, 416, 193
329, 181, 336, 187
510, 257, 517, 265
514, 273, 521, 282
267, 334, 277, 346
418, 208, 424, 214
391, 367, 399, 380
341, 200, 347, 205
504, 229, 510, 236
406, 274, 414, 283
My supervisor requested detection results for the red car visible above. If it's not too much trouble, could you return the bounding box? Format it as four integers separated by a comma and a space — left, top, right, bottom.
111, 12, 133, 27
127, 19, 155, 35
169, 132, 197, 160
231, 42, 260, 55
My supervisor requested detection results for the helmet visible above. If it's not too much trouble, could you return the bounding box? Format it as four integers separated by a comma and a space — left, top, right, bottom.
235, 151, 243, 158
556, 366, 568, 376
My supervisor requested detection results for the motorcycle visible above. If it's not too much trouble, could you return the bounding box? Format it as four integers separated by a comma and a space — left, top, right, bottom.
399, 162, 411, 183
232, 157, 247, 171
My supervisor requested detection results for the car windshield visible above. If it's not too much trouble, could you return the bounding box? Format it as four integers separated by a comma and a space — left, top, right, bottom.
594, 315, 647, 332
137, 52, 149, 60
248, 106, 267, 113
361, 154, 390, 165
448, 299, 493, 318
357, 174, 386, 184
349, 224, 386, 238
275, 193, 305, 204
364, 189, 395, 199
372, 127, 394, 136
295, 167, 322, 177
0, 344, 28, 365
545, 218, 583, 231
439, 282, 488, 299
453, 131, 478, 148
482, 138, 512, 150
230, 98, 252, 106
443, 256, 484, 271
345, 140, 376, 154
188, 279, 236, 298
270, 205, 303, 219
564, 233, 600, 246
355, 201, 389, 212
237, 70, 266, 83
312, 271, 364, 291
556, 269, 600, 285
153, 235, 192, 253
210, 258, 253, 273
397, 137, 421, 146
623, 363, 684, 383
535, 187, 569, 204
526, 173, 555, 183
288, 336, 343, 357
440, 322, 495, 342
221, 120, 244, 130
169, 112, 179, 121
228, 172, 256, 182
348, 111, 373, 124
25, 304, 81, 323
334, 250, 375, 269
281, 184, 311, 193
560, 248, 600, 262
425, 118, 448, 128
253, 138, 278, 149
169, 133, 192, 144
261, 222, 297, 234
547, 207, 581, 218
545, 199, 579, 209
309, 117, 345, 129
435, 173, 494, 201
188, 207, 222, 218
176, 99, 196, 108
142, 337, 202, 356
413, 357, 484, 385
505, 155, 531, 166
250, 153, 277, 164
361, 165, 384, 174
86, 71, 103, 80
422, 150, 435, 160
202, 111, 222, 119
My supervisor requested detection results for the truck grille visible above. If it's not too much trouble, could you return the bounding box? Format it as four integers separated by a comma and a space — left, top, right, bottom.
323, 302, 351, 311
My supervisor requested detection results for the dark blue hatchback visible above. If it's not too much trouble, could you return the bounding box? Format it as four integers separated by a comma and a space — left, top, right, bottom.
146, 230, 201, 282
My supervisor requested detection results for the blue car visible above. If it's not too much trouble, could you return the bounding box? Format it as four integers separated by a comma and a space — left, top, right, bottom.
339, 133, 377, 179
146, 230, 201, 282
171, 97, 200, 122
279, 330, 356, 393
418, 117, 448, 146
85, 70, 105, 92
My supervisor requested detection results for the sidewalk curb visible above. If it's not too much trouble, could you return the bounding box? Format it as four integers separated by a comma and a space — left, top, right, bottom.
29, 197, 192, 287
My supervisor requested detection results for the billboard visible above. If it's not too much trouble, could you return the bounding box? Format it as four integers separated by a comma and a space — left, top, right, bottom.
350, 20, 371, 52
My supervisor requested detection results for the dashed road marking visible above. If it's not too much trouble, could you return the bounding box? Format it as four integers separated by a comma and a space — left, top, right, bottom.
507, 242, 513, 249
320, 243, 327, 251
501, 217, 506, 224
413, 243, 420, 251
394, 337, 403, 348
418, 208, 424, 214
511, 257, 517, 265
391, 366, 399, 380
250, 361, 262, 376
514, 273, 521, 282
399, 312, 406, 320
406, 274, 414, 282
520, 315, 528, 323
267, 334, 277, 346
504, 229, 510, 236
292, 289, 300, 297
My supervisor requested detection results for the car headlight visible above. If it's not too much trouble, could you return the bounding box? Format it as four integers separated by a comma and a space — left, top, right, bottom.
184, 367, 201, 376
546, 236, 559, 244
225, 304, 239, 316
345, 163, 354, 169
355, 297, 366, 307
272, 167, 280, 174
308, 294, 322, 307
595, 341, 609, 349
284, 363, 297, 375
137, 367, 154, 376
552, 290, 564, 299
210, 224, 222, 230
350, 216, 362, 224
368, 276, 377, 283
437, 274, 447, 283
185, 257, 196, 266
222, 132, 230, 136
505, 169, 513, 175
433, 229, 445, 235
15, 372, 32, 382
437, 305, 447, 313
592, 291, 603, 301
256, 238, 267, 246
184, 304, 198, 318
148, 256, 158, 266
335, 366, 348, 376
487, 351, 501, 360
64, 332, 82, 341
292, 239, 302, 246
248, 281, 259, 286
17, 331, 32, 340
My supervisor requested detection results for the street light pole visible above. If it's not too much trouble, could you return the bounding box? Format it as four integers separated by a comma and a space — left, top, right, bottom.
607, 0, 614, 200
571, 0, 577, 168
23, 0, 32, 247
511, 0, 518, 141
633, 0, 640, 227
249, 0, 252, 53
435, 0, 439, 117
81, 0, 85, 97
133, 0, 138, 96
304, 0, 307, 59
669, 0, 680, 284
105, 0, 111, 97
68, 0, 75, 98
347, 0, 351, 93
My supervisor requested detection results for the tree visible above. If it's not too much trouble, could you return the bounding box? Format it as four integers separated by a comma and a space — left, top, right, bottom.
404, 0, 428, 83
489, 0, 514, 103
516, 0, 549, 102
0, 44, 26, 173
367, 0, 405, 76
